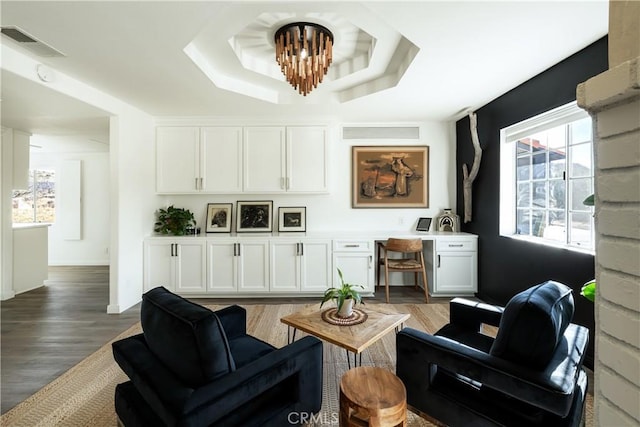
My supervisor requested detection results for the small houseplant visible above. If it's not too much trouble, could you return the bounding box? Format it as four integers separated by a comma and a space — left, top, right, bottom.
154, 205, 196, 236
580, 194, 596, 302
320, 268, 364, 318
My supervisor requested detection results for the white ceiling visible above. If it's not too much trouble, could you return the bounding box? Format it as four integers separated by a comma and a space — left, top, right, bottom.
0, 1, 608, 139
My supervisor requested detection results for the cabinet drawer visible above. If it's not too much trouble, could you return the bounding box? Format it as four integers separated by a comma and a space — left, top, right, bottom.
333, 240, 373, 252
436, 239, 476, 251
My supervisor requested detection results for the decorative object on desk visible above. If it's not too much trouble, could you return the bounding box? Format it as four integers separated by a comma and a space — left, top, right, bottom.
416, 217, 432, 232
278, 207, 306, 232
236, 200, 273, 232
205, 203, 232, 233
153, 205, 195, 236
436, 209, 460, 232
352, 146, 428, 208
462, 111, 483, 223
321, 307, 368, 326
320, 268, 364, 318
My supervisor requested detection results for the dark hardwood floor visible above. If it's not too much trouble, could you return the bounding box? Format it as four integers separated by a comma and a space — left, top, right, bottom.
1, 266, 432, 413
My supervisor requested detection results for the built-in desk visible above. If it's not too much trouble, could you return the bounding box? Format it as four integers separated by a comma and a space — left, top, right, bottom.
143, 231, 477, 298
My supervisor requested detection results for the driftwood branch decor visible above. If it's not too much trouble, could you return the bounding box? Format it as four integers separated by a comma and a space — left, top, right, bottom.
462, 112, 482, 223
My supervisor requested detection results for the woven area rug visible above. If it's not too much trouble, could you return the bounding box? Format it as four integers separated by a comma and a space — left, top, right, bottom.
1, 303, 593, 427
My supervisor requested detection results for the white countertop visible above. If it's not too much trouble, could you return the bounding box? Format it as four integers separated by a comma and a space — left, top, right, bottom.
13, 223, 52, 230
146, 230, 477, 239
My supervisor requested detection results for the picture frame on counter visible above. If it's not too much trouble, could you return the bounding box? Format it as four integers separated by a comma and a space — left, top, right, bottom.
237, 200, 273, 232
278, 207, 306, 232
205, 203, 232, 233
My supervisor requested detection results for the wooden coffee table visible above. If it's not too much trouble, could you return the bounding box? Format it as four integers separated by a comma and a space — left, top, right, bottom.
280, 304, 410, 367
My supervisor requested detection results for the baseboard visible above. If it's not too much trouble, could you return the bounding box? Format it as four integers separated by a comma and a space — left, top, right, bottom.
48, 260, 109, 266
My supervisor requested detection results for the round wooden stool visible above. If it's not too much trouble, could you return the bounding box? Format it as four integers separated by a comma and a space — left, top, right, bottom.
340, 366, 407, 427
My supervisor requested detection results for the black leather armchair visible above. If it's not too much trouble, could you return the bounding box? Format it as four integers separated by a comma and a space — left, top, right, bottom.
397, 281, 589, 427
112, 287, 323, 427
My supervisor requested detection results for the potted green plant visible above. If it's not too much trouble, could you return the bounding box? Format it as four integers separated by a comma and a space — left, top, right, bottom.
580, 194, 596, 302
154, 205, 196, 236
321, 268, 364, 318
581, 279, 596, 302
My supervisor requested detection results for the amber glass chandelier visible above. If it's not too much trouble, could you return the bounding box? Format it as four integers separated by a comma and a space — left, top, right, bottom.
274, 22, 333, 96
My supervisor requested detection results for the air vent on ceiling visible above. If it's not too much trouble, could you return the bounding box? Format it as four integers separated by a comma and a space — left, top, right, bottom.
1, 26, 65, 57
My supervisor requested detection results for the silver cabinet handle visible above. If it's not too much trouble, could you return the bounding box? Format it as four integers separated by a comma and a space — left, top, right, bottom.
345, 244, 359, 248
199, 177, 203, 189
437, 255, 441, 268
237, 243, 241, 257
449, 244, 464, 247
300, 242, 304, 256
195, 177, 198, 190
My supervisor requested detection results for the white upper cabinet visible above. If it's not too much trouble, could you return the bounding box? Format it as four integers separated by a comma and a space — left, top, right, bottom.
156, 125, 328, 194
156, 127, 200, 193
156, 126, 243, 194
243, 127, 286, 193
286, 126, 328, 193
200, 127, 243, 193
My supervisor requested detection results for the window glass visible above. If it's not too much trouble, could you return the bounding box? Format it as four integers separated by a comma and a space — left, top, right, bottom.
501, 102, 594, 252
571, 117, 592, 144
12, 170, 55, 224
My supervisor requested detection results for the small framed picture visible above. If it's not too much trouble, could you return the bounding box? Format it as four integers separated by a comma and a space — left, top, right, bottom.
205, 203, 232, 233
416, 217, 432, 232
236, 201, 273, 232
278, 207, 306, 232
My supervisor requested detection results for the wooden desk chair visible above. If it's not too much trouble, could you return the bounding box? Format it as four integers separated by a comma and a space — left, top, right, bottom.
377, 238, 429, 304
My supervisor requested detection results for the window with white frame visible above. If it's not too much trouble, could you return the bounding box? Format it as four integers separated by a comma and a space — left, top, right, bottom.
12, 169, 56, 224
499, 102, 594, 252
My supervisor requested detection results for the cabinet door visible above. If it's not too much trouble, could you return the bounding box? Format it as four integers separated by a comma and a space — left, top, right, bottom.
286, 126, 328, 193
237, 241, 270, 292
207, 241, 238, 292
435, 252, 478, 295
200, 127, 243, 193
174, 240, 207, 293
300, 240, 332, 292
333, 252, 374, 293
270, 241, 300, 292
243, 127, 286, 192
156, 127, 200, 193
143, 240, 174, 292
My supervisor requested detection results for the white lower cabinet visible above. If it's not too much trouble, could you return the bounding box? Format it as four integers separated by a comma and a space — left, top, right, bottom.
270, 239, 332, 293
143, 239, 206, 293
143, 233, 477, 298
332, 240, 375, 294
207, 239, 269, 293
433, 237, 478, 296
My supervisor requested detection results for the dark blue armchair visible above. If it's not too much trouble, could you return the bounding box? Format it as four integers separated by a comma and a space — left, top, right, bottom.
397, 281, 589, 427
112, 287, 323, 426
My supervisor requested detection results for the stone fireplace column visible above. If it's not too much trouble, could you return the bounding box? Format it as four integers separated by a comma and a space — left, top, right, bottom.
577, 1, 640, 425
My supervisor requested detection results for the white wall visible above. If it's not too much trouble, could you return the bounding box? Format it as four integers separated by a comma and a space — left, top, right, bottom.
156, 121, 456, 234
108, 113, 157, 313
2, 44, 158, 313
30, 140, 110, 266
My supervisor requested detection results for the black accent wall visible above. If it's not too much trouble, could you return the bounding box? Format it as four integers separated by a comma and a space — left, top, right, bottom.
455, 37, 608, 368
